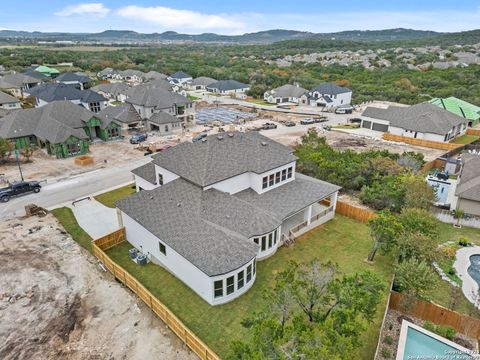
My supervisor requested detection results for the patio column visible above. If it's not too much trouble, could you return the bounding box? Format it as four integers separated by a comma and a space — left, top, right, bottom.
331, 191, 338, 212
116, 208, 124, 228
304, 205, 313, 225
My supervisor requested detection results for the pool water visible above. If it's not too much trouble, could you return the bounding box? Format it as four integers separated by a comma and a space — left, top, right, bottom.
468, 254, 480, 287
403, 327, 472, 359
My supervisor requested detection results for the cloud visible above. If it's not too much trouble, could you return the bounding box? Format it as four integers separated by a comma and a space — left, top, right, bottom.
116, 5, 245, 31
55, 3, 110, 17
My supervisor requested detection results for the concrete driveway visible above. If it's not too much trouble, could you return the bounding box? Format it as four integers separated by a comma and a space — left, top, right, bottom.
68, 198, 119, 239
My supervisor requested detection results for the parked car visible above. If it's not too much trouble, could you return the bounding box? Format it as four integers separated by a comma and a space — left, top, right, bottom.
262, 122, 277, 130
300, 118, 315, 125
349, 118, 362, 124
285, 121, 296, 127
0, 181, 41, 203
335, 107, 353, 114
313, 117, 328, 123
130, 133, 148, 144
192, 132, 208, 142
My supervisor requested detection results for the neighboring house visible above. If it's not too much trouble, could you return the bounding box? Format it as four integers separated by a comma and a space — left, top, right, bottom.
264, 84, 307, 104
129, 79, 174, 94
455, 153, 480, 216
26, 83, 107, 113
97, 67, 115, 80
430, 97, 480, 128
23, 69, 48, 80
55, 72, 92, 90
91, 82, 130, 102
188, 76, 216, 91
300, 83, 352, 109
118, 132, 340, 305
0, 73, 42, 98
96, 104, 143, 134
120, 69, 145, 84
361, 103, 468, 142
34, 65, 60, 78
0, 100, 121, 158
168, 71, 192, 85
206, 80, 250, 98
143, 71, 168, 81
147, 111, 183, 135
125, 87, 194, 126
0, 91, 21, 110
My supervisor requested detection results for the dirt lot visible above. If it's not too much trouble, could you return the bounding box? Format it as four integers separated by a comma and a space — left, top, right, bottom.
0, 214, 197, 360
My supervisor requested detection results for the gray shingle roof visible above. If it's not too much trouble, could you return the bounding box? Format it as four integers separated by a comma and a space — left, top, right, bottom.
28, 83, 105, 104
97, 104, 142, 126
170, 71, 191, 79
0, 73, 42, 89
192, 76, 216, 87
56, 72, 91, 83
0, 100, 95, 143
126, 87, 190, 109
116, 178, 259, 276
149, 111, 182, 125
234, 173, 340, 220
455, 154, 480, 202
0, 91, 20, 105
152, 132, 297, 187
362, 103, 468, 135
132, 163, 157, 185
265, 84, 307, 98
309, 83, 352, 95
127, 80, 173, 95
207, 80, 249, 92
144, 71, 168, 80
91, 82, 130, 96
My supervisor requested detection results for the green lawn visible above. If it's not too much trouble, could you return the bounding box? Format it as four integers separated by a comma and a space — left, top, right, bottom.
187, 95, 200, 101
245, 98, 276, 106
106, 215, 393, 359
110, 101, 122, 106
51, 207, 93, 253
450, 134, 480, 144
94, 184, 136, 208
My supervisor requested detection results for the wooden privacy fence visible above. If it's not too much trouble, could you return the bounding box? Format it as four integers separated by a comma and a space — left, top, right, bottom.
389, 291, 480, 339
466, 128, 480, 136
92, 228, 221, 360
421, 158, 447, 173
383, 133, 462, 151
322, 198, 376, 223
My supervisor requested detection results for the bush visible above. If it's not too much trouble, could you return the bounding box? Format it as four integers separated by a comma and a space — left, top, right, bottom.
423, 322, 456, 340
383, 335, 394, 345
381, 347, 392, 359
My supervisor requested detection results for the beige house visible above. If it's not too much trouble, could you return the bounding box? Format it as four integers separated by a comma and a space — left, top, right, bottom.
455, 154, 480, 216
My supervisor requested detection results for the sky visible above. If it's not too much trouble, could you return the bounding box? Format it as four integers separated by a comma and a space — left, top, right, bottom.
1, 1, 480, 34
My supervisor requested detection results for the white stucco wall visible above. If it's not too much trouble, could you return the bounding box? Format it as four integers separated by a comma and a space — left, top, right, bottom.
121, 211, 214, 304
389, 126, 446, 142
134, 175, 157, 192
154, 164, 180, 186
253, 161, 296, 194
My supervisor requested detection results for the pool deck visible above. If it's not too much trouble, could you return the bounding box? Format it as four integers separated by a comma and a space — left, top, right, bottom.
454, 246, 480, 308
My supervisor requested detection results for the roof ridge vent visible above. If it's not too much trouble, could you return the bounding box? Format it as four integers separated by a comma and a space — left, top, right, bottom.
217, 135, 223, 140
261, 141, 267, 146
201, 138, 207, 142
227, 133, 234, 137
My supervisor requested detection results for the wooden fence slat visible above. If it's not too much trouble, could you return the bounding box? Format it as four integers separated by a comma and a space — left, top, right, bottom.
466, 128, 480, 136
383, 133, 462, 151
92, 229, 221, 360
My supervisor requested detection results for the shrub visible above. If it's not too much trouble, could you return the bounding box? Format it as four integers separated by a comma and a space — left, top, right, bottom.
381, 347, 392, 359
423, 321, 435, 332
383, 335, 394, 345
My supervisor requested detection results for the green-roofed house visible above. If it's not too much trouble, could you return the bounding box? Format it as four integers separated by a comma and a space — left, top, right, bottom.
430, 97, 480, 128
34, 66, 60, 78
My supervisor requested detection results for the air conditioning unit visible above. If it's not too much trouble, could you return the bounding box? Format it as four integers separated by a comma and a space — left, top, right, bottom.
136, 254, 147, 266
129, 248, 138, 259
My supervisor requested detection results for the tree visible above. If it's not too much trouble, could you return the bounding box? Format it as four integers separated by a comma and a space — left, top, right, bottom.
452, 208, 465, 227
397, 231, 438, 263
359, 177, 406, 212
20, 143, 34, 162
0, 137, 13, 163
400, 175, 436, 210
393, 258, 436, 304
367, 211, 404, 262
398, 208, 439, 239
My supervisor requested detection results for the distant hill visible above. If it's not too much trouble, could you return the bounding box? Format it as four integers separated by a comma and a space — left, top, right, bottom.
0, 28, 478, 45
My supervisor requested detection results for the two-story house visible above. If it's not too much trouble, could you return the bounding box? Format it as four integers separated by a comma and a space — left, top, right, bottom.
300, 83, 352, 110
117, 132, 340, 305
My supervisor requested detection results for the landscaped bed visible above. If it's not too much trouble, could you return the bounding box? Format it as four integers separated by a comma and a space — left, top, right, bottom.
449, 134, 480, 144
106, 215, 394, 359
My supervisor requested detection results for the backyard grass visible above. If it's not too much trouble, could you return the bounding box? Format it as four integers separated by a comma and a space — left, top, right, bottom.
106, 215, 393, 359
450, 134, 480, 144
187, 95, 200, 101
51, 207, 93, 253
94, 184, 136, 208
245, 98, 276, 106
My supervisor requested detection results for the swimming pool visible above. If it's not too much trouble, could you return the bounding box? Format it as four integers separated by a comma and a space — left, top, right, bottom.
397, 321, 473, 360
468, 254, 480, 287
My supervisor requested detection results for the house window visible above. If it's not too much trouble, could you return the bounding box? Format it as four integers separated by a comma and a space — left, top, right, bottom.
165, 125, 169, 132
269, 174, 274, 187
66, 142, 81, 155
261, 236, 266, 251
159, 241, 166, 255
138, 187, 143, 191
253, 238, 259, 245
275, 172, 281, 184
226, 276, 234, 295
287, 167, 293, 179
262, 176, 268, 189
281, 169, 287, 181
214, 280, 223, 298
89, 102, 101, 113
268, 233, 273, 248
273, 230, 277, 245
107, 127, 119, 139
238, 270, 244, 289
246, 265, 252, 282
253, 259, 256, 275
158, 174, 163, 186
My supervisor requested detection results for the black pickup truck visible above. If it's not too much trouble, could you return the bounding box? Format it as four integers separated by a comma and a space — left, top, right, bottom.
0, 181, 41, 203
